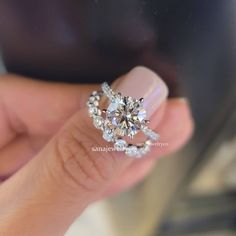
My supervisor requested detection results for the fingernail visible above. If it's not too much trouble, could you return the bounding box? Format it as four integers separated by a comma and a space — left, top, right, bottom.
114, 66, 168, 117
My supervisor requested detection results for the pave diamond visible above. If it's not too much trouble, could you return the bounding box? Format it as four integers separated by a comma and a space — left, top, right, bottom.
106, 96, 146, 138
88, 106, 98, 116
102, 82, 115, 100
93, 116, 104, 129
114, 139, 127, 151
103, 128, 114, 142
142, 127, 159, 141
89, 96, 95, 103
139, 140, 152, 155
125, 145, 139, 157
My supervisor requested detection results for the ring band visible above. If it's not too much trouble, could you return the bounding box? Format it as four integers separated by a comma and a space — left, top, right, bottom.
87, 82, 159, 158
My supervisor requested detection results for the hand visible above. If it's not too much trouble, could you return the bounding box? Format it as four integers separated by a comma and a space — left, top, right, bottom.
0, 66, 193, 235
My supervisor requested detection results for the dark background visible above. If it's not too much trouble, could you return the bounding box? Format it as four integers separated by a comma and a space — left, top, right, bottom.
0, 0, 235, 133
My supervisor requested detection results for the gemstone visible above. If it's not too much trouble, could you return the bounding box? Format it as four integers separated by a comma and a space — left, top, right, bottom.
93, 116, 104, 129
103, 128, 114, 142
92, 91, 98, 96
93, 100, 99, 107
102, 83, 113, 98
139, 140, 152, 155
145, 140, 152, 147
88, 106, 98, 116
89, 96, 95, 102
138, 147, 146, 156
114, 139, 127, 151
95, 95, 100, 100
97, 109, 102, 116
106, 96, 146, 138
148, 131, 159, 141
125, 145, 138, 157
87, 101, 93, 107
142, 127, 159, 141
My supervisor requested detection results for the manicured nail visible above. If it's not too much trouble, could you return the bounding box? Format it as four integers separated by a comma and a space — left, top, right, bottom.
114, 66, 168, 117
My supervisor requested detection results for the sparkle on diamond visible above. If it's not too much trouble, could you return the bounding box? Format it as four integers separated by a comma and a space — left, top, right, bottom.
106, 96, 146, 138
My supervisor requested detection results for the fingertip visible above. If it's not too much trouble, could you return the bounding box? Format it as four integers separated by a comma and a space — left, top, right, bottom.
151, 98, 194, 157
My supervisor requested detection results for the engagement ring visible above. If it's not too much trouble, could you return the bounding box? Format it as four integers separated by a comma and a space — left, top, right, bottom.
87, 82, 159, 158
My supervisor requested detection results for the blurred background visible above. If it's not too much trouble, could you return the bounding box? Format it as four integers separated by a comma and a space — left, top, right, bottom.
0, 1, 236, 235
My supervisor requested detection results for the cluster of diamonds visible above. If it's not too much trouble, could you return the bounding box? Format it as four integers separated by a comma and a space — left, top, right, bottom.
87, 82, 160, 158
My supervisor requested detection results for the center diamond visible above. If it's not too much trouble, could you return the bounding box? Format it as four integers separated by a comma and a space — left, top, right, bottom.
106, 96, 146, 138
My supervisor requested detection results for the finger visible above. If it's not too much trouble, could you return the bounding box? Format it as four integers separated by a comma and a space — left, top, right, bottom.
104, 157, 157, 198
0, 74, 98, 148
0, 67, 182, 236
0, 135, 35, 177
0, 75, 99, 178
152, 98, 194, 155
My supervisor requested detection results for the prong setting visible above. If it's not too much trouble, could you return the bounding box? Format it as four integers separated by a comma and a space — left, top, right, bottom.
139, 97, 144, 103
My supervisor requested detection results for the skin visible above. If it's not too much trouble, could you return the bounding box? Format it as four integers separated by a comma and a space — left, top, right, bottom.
0, 70, 194, 235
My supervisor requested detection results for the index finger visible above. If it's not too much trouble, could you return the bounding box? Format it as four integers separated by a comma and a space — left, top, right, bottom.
0, 74, 98, 149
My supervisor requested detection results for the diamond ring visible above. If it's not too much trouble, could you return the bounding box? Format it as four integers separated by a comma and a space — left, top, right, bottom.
87, 82, 159, 158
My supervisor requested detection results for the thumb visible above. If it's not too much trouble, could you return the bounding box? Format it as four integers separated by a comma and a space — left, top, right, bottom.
0, 67, 168, 235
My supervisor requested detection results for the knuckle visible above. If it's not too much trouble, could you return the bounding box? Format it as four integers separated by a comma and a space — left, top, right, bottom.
53, 121, 113, 192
